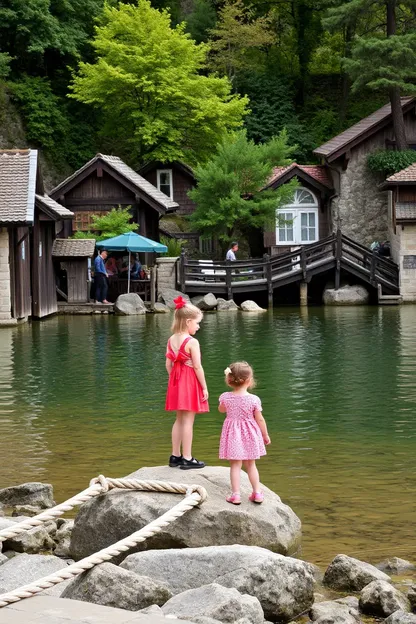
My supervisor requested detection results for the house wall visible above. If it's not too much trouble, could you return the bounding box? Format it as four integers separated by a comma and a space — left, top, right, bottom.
0, 228, 12, 322
389, 224, 416, 301
329, 109, 416, 246
144, 165, 196, 215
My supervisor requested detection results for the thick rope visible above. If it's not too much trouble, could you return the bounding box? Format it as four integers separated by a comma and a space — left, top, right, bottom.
0, 476, 207, 608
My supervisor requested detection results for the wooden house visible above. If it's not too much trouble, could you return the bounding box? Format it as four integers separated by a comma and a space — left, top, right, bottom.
52, 238, 96, 304
139, 160, 197, 217
50, 154, 179, 244
0, 150, 73, 324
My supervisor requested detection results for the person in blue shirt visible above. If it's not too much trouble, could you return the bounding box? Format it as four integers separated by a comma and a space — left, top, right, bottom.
94, 250, 111, 304
130, 255, 142, 279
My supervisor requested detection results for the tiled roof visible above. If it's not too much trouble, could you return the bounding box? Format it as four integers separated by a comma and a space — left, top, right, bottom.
267, 163, 333, 189
314, 97, 415, 160
0, 149, 37, 224
386, 163, 416, 183
396, 203, 416, 220
51, 154, 179, 212
35, 194, 74, 220
52, 238, 96, 257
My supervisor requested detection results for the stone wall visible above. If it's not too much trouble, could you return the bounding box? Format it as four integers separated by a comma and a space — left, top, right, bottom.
330, 143, 389, 247
388, 224, 416, 301
156, 257, 178, 295
0, 228, 12, 322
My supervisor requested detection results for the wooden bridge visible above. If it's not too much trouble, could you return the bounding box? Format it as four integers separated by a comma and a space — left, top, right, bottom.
179, 230, 400, 304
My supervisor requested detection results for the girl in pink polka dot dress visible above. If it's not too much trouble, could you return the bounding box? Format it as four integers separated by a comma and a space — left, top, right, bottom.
219, 362, 271, 505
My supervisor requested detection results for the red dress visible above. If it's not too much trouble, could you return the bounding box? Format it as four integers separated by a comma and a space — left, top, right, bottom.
165, 336, 209, 413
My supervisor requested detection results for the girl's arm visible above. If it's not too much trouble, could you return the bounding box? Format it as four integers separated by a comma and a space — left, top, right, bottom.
166, 358, 173, 375
218, 402, 226, 413
254, 409, 271, 444
188, 339, 209, 401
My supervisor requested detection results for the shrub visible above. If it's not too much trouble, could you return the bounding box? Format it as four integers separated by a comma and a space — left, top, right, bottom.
367, 150, 416, 176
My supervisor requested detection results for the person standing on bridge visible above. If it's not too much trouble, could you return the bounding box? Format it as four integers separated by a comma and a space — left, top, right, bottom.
226, 242, 238, 261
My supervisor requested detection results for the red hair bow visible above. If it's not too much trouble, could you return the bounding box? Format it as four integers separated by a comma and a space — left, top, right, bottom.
174, 296, 187, 310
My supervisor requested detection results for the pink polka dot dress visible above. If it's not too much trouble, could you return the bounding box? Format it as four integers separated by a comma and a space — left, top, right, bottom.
219, 392, 266, 460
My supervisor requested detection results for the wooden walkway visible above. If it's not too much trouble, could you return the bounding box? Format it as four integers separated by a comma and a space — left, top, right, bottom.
179, 231, 400, 302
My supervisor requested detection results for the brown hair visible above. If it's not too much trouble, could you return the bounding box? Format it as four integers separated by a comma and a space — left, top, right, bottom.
225, 361, 255, 388
171, 303, 203, 333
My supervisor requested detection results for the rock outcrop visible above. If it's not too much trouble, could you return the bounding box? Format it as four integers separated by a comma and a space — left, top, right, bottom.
323, 554, 391, 591
114, 293, 147, 315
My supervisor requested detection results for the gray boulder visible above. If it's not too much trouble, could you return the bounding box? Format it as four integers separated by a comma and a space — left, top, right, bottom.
335, 597, 360, 610
70, 466, 301, 562
53, 519, 74, 558
191, 293, 217, 311
114, 293, 147, 315
162, 583, 263, 624
138, 605, 165, 616
158, 289, 190, 310
120, 545, 314, 622
12, 505, 42, 517
216, 298, 239, 311
153, 302, 170, 313
61, 562, 172, 611
323, 285, 369, 306
0, 503, 4, 516
0, 553, 71, 597
323, 554, 391, 591
0, 553, 7, 566
3, 523, 55, 554
359, 580, 410, 617
310, 600, 361, 624
376, 558, 416, 575
407, 585, 416, 611
0, 482, 54, 509
385, 611, 416, 624
240, 300, 267, 312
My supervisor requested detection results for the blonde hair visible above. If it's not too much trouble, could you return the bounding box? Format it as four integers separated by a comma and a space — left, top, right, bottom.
225, 361, 255, 388
171, 303, 202, 333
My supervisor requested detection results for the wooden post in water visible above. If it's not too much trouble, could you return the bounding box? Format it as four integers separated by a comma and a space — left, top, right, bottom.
263, 253, 273, 308
335, 228, 342, 290
150, 265, 156, 310
179, 250, 186, 293
225, 260, 232, 300
300, 281, 308, 307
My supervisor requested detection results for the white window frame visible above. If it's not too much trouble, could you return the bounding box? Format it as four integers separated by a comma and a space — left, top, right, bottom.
276, 188, 319, 246
157, 169, 173, 200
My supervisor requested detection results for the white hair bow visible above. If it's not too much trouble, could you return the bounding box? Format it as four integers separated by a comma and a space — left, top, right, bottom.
224, 367, 231, 376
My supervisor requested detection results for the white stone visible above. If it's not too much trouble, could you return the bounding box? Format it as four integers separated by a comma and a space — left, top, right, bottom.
240, 300, 267, 312
323, 285, 370, 306
114, 293, 147, 315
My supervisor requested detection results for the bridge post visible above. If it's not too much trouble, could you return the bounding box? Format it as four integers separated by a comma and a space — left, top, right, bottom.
370, 251, 376, 285
335, 229, 342, 290
263, 254, 273, 307
300, 281, 308, 307
225, 260, 233, 300
179, 250, 186, 292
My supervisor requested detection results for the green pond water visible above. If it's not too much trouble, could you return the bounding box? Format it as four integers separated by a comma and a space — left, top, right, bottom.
0, 307, 416, 567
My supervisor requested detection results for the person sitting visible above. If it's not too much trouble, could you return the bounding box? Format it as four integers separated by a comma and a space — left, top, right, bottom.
105, 256, 119, 276
130, 256, 142, 279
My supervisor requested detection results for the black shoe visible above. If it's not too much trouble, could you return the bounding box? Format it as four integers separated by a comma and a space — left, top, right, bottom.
169, 455, 183, 468
180, 457, 205, 470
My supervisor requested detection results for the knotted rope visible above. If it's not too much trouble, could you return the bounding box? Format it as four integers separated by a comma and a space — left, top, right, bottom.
0, 475, 207, 608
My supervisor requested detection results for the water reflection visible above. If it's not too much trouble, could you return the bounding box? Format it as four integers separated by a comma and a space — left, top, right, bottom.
0, 308, 415, 565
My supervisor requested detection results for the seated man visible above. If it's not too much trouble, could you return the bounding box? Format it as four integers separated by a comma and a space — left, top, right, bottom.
130, 255, 142, 279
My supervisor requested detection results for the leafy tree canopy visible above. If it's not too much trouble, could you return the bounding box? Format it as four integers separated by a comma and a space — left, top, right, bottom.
70, 0, 248, 167
367, 149, 416, 176
189, 129, 297, 243
72, 207, 138, 241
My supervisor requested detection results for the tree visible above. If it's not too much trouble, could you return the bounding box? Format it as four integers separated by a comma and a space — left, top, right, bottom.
70, 0, 248, 167
208, 0, 275, 81
72, 207, 138, 241
189, 130, 297, 253
325, 0, 416, 150
184, 0, 217, 44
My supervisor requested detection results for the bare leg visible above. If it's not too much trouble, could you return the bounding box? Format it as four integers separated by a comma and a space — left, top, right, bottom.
171, 411, 183, 457
181, 411, 195, 460
230, 460, 243, 493
244, 460, 261, 492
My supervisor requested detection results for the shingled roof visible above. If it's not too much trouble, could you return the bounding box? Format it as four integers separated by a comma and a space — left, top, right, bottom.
35, 194, 74, 220
265, 163, 333, 191
52, 238, 96, 257
385, 162, 416, 183
0, 150, 37, 224
314, 97, 416, 162
51, 154, 179, 213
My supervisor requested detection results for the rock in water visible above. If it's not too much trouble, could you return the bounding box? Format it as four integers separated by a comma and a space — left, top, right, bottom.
153, 302, 170, 313
0, 482, 54, 509
385, 612, 416, 624
61, 562, 172, 610
114, 293, 147, 315
240, 300, 267, 312
359, 580, 410, 617
158, 289, 190, 310
323, 285, 369, 306
216, 298, 239, 311
310, 599, 361, 624
376, 558, 416, 574
191, 294, 217, 311
323, 554, 391, 591
408, 585, 416, 611
70, 466, 301, 561
120, 545, 314, 622
162, 583, 264, 624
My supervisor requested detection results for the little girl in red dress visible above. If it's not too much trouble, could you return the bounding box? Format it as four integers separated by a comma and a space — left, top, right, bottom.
219, 362, 271, 504
165, 296, 209, 470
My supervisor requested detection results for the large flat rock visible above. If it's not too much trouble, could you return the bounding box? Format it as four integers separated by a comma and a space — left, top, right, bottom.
70, 466, 301, 561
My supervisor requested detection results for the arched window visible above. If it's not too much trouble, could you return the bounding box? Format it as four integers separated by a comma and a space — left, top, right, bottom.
276, 187, 319, 245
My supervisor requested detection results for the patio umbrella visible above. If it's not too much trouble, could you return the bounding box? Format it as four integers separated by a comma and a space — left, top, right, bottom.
96, 232, 167, 293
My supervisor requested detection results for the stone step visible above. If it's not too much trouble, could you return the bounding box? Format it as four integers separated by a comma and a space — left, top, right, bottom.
0, 595, 187, 624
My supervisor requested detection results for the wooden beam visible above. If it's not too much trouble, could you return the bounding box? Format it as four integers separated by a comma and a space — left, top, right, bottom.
65, 197, 136, 207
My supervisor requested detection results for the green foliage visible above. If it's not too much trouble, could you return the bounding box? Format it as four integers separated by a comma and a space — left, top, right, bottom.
70, 0, 248, 166
189, 129, 297, 241
0, 53, 11, 79
71, 208, 138, 241
367, 150, 416, 176
184, 0, 217, 44
160, 236, 186, 256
